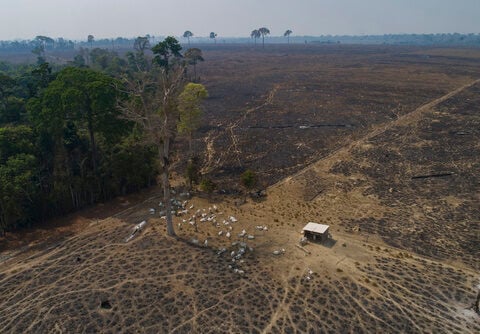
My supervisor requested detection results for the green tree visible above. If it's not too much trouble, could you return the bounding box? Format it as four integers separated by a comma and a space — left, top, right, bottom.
183, 31, 193, 45
31, 67, 122, 175
0, 124, 38, 234
241, 169, 257, 194
0, 73, 21, 124
177, 82, 208, 154
89, 48, 127, 75
0, 126, 35, 163
184, 48, 204, 82
151, 36, 183, 71
199, 177, 215, 194
259, 27, 270, 48
0, 153, 38, 235
284, 29, 293, 44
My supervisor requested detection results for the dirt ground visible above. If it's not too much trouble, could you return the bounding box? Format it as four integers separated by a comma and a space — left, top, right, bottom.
1, 45, 480, 333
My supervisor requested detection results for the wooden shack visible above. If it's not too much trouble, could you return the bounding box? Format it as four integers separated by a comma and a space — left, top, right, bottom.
302, 222, 330, 242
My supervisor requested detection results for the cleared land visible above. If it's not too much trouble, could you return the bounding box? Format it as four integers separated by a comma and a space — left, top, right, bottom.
1, 45, 479, 333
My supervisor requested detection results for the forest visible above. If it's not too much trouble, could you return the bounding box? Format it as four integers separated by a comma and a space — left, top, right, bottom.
0, 37, 206, 235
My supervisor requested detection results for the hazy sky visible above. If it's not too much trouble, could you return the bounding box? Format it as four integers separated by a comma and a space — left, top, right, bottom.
1, 0, 479, 40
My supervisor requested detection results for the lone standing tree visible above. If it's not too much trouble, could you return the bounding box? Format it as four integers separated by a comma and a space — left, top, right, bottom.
251, 29, 260, 45
118, 37, 187, 237
241, 169, 257, 199
209, 32, 217, 44
284, 29, 293, 43
258, 27, 270, 48
183, 31, 193, 45
87, 34, 94, 48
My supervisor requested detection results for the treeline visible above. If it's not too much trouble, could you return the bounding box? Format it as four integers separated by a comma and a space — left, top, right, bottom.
3, 33, 480, 53
0, 35, 156, 52
0, 38, 204, 235
307, 33, 480, 46
0, 36, 75, 52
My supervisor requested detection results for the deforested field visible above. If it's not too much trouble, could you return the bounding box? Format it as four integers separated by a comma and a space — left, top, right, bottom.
1, 44, 479, 333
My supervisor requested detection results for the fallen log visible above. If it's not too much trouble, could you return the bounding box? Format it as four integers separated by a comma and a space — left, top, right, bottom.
125, 220, 147, 242
295, 244, 311, 254
411, 172, 453, 180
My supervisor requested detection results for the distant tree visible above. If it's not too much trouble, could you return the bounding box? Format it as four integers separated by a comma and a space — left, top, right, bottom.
209, 32, 217, 44
284, 29, 293, 44
0, 73, 15, 116
35, 36, 54, 50
251, 29, 261, 45
258, 27, 270, 48
87, 35, 94, 48
177, 82, 208, 154
31, 45, 46, 65
184, 48, 204, 81
183, 31, 193, 45
134, 36, 151, 52
151, 36, 183, 71
71, 54, 86, 67
88, 48, 127, 75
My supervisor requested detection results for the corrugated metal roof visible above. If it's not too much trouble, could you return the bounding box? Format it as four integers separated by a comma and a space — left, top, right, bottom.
302, 222, 329, 234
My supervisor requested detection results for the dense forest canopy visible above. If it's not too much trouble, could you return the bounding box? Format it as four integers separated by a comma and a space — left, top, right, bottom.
0, 37, 205, 235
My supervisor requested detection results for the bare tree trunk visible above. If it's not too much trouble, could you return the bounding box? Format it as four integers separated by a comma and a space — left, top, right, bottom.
161, 137, 176, 237
87, 114, 97, 175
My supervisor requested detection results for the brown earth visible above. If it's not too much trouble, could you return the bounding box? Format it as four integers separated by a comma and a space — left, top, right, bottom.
1, 45, 480, 333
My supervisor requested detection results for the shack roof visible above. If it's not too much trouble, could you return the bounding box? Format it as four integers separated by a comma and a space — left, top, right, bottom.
302, 222, 330, 234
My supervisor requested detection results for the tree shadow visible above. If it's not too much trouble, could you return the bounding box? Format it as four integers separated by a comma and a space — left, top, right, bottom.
307, 237, 337, 249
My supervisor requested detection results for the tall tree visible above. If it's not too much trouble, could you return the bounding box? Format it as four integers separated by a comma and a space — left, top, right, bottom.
209, 32, 217, 44
151, 36, 183, 71
258, 27, 270, 48
87, 35, 94, 48
118, 37, 186, 237
184, 48, 204, 82
284, 29, 293, 44
33, 68, 120, 176
251, 29, 261, 45
183, 31, 193, 45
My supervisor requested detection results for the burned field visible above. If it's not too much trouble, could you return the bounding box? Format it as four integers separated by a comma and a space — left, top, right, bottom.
334, 82, 480, 270
1, 45, 480, 333
194, 44, 480, 187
